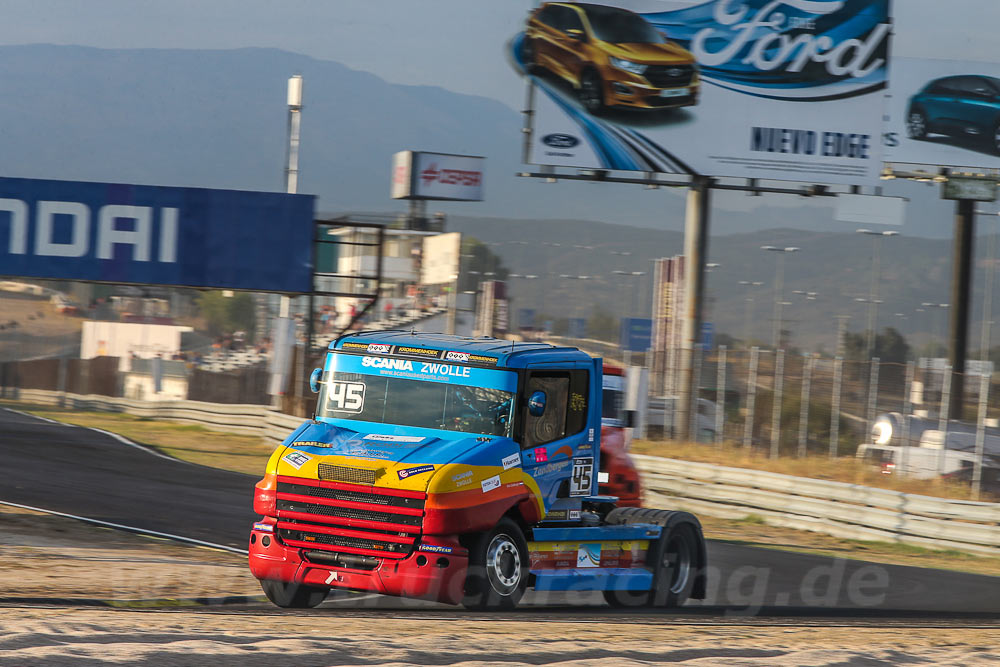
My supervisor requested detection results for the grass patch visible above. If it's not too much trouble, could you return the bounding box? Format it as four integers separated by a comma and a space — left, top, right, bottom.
631, 438, 997, 502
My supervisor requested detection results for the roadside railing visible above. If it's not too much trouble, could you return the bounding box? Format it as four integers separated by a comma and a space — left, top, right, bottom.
5, 388, 999, 557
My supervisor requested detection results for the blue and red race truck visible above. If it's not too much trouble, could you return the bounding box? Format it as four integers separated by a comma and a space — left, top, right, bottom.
249, 332, 706, 610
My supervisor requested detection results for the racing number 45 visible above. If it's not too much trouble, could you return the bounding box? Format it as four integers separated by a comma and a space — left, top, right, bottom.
328, 381, 365, 413
570, 457, 594, 497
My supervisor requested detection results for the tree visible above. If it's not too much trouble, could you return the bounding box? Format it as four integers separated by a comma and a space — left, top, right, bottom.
844, 327, 910, 363
459, 238, 509, 292
586, 305, 618, 343
196, 291, 256, 338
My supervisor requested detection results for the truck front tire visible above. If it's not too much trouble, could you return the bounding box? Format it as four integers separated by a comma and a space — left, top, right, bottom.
260, 579, 328, 609
462, 517, 529, 610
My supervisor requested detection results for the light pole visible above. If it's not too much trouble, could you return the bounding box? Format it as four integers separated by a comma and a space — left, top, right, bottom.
857, 229, 900, 360
738, 280, 764, 348
761, 246, 800, 349
922, 302, 950, 356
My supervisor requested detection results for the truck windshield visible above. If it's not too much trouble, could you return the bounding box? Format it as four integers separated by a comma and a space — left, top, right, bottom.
316, 352, 517, 437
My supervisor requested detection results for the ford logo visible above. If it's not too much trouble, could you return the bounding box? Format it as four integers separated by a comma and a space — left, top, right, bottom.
667, 68, 685, 77
542, 133, 579, 149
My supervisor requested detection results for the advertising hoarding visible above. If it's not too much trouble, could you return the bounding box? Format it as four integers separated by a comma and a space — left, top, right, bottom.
0, 177, 315, 292
886, 63, 1000, 169
391, 151, 485, 201
514, 0, 890, 185
620, 317, 653, 352
420, 232, 462, 285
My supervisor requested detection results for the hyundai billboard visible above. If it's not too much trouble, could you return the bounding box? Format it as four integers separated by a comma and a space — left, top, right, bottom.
513, 0, 891, 185
0, 176, 315, 293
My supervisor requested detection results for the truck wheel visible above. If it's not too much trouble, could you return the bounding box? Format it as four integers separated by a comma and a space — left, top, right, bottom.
603, 508, 701, 607
462, 517, 529, 611
260, 579, 327, 609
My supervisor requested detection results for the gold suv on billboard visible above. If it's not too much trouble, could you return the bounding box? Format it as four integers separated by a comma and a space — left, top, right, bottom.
523, 2, 699, 114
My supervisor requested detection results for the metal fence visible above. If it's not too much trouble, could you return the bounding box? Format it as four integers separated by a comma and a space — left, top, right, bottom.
649, 346, 1000, 498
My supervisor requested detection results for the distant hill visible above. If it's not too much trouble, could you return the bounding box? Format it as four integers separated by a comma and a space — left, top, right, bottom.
0, 44, 958, 236
447, 216, 972, 352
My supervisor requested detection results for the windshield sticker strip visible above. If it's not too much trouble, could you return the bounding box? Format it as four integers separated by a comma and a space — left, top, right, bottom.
338, 342, 499, 367
329, 354, 515, 391
363, 434, 426, 443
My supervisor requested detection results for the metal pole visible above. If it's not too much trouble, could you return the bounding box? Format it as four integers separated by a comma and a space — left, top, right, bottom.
829, 356, 843, 458
743, 346, 759, 449
677, 176, 712, 441
980, 216, 997, 362
798, 353, 814, 458
689, 344, 703, 441
937, 366, 952, 475
770, 349, 785, 459
949, 199, 975, 419
866, 356, 880, 432
715, 345, 726, 446
772, 253, 785, 349
972, 372, 989, 500
899, 361, 914, 475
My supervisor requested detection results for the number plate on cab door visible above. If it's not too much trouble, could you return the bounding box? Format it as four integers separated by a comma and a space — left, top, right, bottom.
569, 457, 594, 497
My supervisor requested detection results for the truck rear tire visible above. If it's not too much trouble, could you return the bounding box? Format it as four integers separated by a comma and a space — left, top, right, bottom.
602, 508, 702, 608
260, 579, 328, 609
462, 517, 529, 611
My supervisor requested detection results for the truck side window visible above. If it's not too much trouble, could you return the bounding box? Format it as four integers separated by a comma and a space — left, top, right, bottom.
522, 370, 589, 448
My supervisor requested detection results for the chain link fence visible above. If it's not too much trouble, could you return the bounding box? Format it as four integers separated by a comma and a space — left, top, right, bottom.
658, 346, 1000, 498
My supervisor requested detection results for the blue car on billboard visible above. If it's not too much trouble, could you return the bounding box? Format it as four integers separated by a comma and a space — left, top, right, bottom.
907, 75, 1000, 154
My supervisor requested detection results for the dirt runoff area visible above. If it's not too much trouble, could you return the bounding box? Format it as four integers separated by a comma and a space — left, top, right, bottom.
2, 504, 1000, 666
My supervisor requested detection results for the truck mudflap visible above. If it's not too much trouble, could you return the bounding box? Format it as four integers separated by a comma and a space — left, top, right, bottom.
250, 522, 469, 605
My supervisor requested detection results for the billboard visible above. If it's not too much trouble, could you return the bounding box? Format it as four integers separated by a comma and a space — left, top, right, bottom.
620, 317, 653, 352
391, 151, 485, 201
0, 177, 315, 293
514, 1, 890, 185
421, 232, 462, 285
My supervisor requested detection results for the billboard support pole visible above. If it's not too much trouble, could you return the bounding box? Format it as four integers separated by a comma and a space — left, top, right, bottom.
677, 175, 712, 441
949, 199, 975, 419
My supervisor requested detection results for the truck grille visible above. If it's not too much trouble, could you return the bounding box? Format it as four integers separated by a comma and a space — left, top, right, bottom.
644, 64, 695, 88
275, 476, 425, 559
317, 463, 382, 485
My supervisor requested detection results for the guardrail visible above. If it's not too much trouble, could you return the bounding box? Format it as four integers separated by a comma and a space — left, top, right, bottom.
7, 388, 302, 444
634, 454, 1000, 557
5, 388, 999, 557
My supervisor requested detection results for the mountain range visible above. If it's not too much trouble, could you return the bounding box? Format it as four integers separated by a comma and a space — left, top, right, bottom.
0, 44, 965, 237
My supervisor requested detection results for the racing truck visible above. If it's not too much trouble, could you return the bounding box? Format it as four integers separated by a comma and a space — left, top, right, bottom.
249, 332, 707, 610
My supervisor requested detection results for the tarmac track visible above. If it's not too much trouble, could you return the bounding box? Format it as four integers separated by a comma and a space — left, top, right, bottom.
1, 406, 999, 620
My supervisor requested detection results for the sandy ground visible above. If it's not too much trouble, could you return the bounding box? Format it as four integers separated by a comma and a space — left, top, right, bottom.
1, 504, 999, 665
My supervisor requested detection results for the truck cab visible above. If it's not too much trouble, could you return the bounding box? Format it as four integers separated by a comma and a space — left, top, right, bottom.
249, 332, 706, 610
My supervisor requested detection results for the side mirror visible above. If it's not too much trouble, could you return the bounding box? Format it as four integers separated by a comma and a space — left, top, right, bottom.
624, 409, 637, 428
528, 391, 547, 417
309, 368, 322, 393
566, 28, 585, 41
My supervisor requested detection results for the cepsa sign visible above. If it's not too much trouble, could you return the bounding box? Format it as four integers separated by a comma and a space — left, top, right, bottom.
391, 151, 485, 201
0, 176, 315, 292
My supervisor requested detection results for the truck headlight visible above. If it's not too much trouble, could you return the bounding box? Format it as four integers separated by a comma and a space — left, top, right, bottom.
609, 57, 646, 75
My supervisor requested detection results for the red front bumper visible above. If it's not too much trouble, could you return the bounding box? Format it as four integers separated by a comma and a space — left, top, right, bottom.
249, 522, 469, 605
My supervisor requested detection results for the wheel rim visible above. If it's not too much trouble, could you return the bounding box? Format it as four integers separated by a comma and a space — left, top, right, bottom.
485, 533, 521, 596
663, 533, 693, 595
908, 112, 925, 138
581, 74, 601, 111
